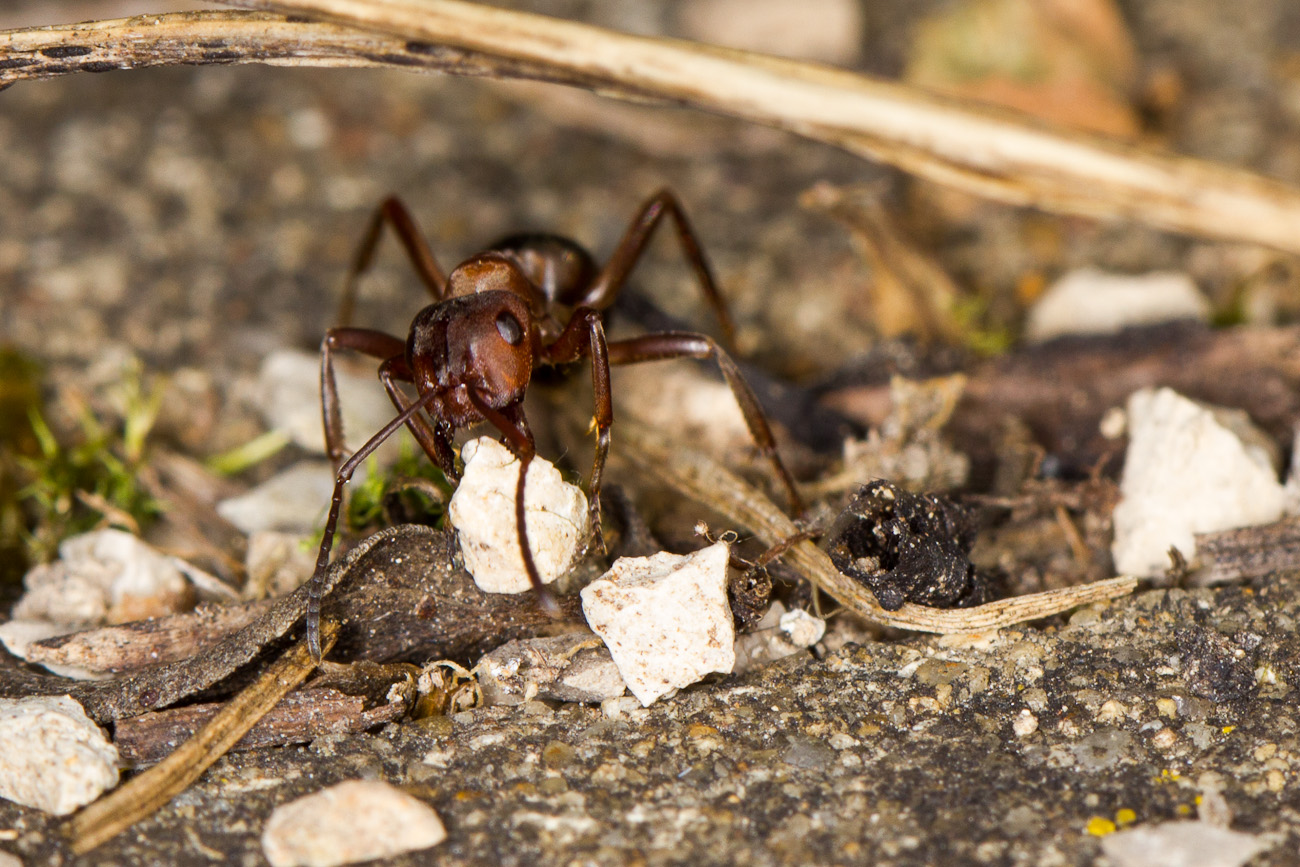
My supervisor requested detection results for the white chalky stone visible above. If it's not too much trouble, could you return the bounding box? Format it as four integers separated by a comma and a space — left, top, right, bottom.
448, 437, 589, 594
261, 779, 447, 867
217, 461, 336, 535
258, 349, 400, 460
581, 542, 735, 706
0, 696, 120, 815
12, 529, 192, 628
1112, 388, 1285, 576
1100, 820, 1273, 867
1025, 269, 1209, 341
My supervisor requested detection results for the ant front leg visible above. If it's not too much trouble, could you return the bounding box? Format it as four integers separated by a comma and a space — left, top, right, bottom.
305, 391, 441, 662
377, 356, 459, 481
542, 308, 612, 552
580, 189, 738, 349
338, 197, 449, 328
607, 331, 805, 515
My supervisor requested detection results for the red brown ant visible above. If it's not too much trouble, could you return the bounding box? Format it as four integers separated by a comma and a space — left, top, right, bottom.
306, 189, 804, 659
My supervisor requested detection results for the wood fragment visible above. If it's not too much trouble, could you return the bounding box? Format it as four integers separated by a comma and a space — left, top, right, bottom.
3, 4, 1300, 252
26, 601, 272, 676
113, 685, 406, 766
65, 620, 339, 855
614, 424, 1138, 633
1196, 517, 1300, 585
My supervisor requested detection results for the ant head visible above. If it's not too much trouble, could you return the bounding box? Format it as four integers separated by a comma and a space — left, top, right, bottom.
410, 290, 536, 409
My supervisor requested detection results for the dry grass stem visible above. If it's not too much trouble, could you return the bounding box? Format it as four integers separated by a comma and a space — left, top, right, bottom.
1, 2, 1299, 251
65, 620, 339, 855
615, 424, 1137, 633
222, 0, 1300, 253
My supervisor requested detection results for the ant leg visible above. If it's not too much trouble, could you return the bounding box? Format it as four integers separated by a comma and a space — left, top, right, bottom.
464, 392, 561, 619
607, 331, 804, 515
377, 357, 459, 481
306, 390, 440, 661
580, 189, 737, 348
542, 308, 612, 551
338, 196, 449, 327
320, 328, 406, 468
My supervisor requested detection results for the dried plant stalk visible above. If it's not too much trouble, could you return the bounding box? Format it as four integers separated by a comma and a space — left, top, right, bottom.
223, 0, 1300, 254
0, 10, 568, 83
615, 425, 1137, 633
65, 620, 339, 855
3, 2, 1300, 252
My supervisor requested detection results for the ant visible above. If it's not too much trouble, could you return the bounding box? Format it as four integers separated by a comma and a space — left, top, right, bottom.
306, 189, 804, 659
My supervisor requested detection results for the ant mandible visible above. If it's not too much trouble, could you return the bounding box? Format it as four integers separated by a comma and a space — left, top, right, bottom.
305, 189, 804, 659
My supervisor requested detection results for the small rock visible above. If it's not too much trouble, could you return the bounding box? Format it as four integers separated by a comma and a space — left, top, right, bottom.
676, 0, 862, 64
0, 850, 23, 867
476, 632, 626, 706
257, 349, 400, 461
1025, 269, 1209, 341
13, 529, 194, 626
261, 779, 447, 867
1112, 388, 1285, 576
581, 542, 735, 706
0, 696, 120, 815
448, 437, 589, 594
217, 462, 336, 535
733, 602, 826, 674
244, 531, 316, 599
1100, 820, 1274, 867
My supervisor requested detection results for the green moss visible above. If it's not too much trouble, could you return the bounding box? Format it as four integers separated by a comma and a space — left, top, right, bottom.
14, 360, 164, 565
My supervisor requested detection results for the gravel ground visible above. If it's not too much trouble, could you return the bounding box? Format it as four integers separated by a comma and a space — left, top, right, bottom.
3, 1, 1300, 865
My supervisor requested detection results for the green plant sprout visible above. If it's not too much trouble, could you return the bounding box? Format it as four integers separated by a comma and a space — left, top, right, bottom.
17, 363, 165, 564
345, 440, 453, 533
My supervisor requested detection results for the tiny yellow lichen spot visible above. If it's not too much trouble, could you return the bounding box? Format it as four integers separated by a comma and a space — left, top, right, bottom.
1222, 726, 1236, 734
1176, 804, 1192, 816
1087, 817, 1117, 836
1115, 808, 1137, 826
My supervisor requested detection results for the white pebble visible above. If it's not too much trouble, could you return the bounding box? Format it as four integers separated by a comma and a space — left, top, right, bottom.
448, 437, 589, 594
1025, 269, 1209, 341
10, 529, 193, 628
734, 602, 826, 674
261, 780, 446, 867
475, 632, 626, 705
1112, 388, 1285, 576
581, 542, 735, 706
1100, 820, 1274, 867
257, 350, 399, 461
217, 461, 335, 535
779, 608, 826, 648
1012, 710, 1039, 737
0, 696, 120, 815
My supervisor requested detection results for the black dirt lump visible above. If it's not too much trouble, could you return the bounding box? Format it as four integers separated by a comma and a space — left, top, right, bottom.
824, 480, 996, 611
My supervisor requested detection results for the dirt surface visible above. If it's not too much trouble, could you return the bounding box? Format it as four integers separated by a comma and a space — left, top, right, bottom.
4, 0, 1300, 864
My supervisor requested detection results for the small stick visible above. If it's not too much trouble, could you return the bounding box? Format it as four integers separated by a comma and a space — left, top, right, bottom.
3, 5, 1300, 252
65, 620, 340, 855
220, 0, 1300, 254
615, 425, 1138, 633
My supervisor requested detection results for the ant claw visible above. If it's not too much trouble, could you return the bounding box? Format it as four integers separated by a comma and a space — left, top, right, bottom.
588, 503, 608, 556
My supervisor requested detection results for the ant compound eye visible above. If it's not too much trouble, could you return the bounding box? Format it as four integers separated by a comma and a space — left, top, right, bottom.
495, 311, 525, 345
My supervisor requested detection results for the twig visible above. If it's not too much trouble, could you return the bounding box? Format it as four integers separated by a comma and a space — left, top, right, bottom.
2, 3, 1300, 252
221, 0, 1300, 254
0, 10, 570, 85
615, 424, 1138, 633
65, 620, 339, 855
